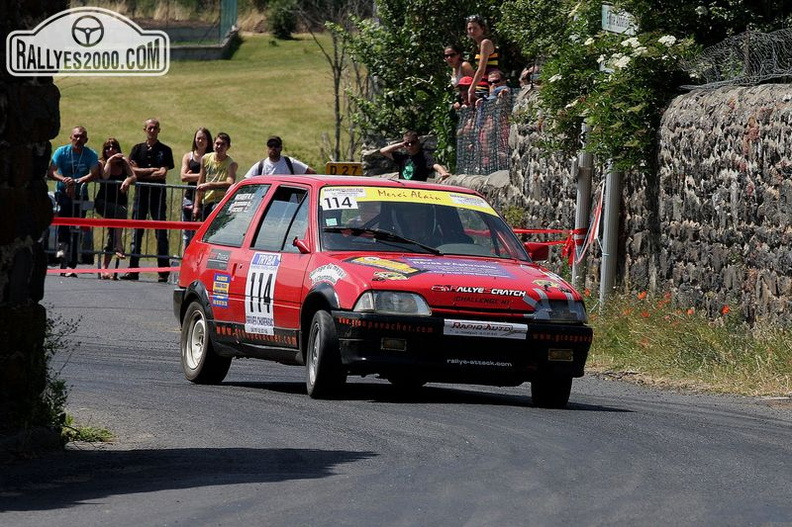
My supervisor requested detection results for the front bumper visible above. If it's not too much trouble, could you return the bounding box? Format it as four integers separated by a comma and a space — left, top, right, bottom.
333, 311, 592, 385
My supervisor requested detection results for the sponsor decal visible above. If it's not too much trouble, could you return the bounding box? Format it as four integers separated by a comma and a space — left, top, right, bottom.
448, 193, 489, 209
310, 263, 346, 285
336, 317, 436, 334
215, 322, 298, 347
453, 295, 510, 306
372, 271, 409, 281
228, 193, 254, 213
529, 332, 593, 344
347, 256, 423, 275
7, 7, 169, 77
432, 284, 526, 297
212, 273, 230, 308
207, 249, 231, 270
447, 358, 513, 368
444, 319, 528, 339
406, 257, 512, 278
245, 252, 281, 335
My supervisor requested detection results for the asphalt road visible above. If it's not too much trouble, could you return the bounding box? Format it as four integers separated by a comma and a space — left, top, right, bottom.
2, 272, 791, 526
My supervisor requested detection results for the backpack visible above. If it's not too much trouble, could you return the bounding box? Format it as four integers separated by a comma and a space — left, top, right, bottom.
257, 156, 294, 175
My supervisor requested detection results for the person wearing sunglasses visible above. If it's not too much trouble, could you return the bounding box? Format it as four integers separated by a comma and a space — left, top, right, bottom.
379, 131, 452, 182
443, 44, 474, 88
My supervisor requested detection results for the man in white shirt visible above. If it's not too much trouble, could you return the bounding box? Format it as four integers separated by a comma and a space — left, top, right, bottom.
243, 136, 316, 178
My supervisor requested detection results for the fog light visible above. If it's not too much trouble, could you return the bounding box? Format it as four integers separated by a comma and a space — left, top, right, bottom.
548, 348, 573, 362
381, 338, 407, 352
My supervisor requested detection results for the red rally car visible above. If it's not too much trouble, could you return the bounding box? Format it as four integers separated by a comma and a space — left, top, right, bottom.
173, 176, 592, 408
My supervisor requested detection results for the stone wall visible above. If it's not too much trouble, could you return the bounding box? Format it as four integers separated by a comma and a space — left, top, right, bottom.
458, 83, 792, 324
659, 84, 792, 323
1, 0, 65, 443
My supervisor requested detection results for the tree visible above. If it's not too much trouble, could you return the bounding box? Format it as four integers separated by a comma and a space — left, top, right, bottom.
344, 0, 508, 167
297, 0, 373, 162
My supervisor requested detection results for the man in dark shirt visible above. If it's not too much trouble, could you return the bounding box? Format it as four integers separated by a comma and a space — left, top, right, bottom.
379, 130, 451, 182
121, 118, 175, 282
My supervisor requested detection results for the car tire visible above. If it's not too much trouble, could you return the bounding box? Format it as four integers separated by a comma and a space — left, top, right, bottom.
305, 310, 346, 399
181, 301, 231, 384
531, 376, 573, 409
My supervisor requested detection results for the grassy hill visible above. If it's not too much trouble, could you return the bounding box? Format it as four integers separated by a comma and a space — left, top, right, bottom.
52, 33, 336, 179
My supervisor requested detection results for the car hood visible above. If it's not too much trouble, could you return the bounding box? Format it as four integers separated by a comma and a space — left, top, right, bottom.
314, 252, 583, 313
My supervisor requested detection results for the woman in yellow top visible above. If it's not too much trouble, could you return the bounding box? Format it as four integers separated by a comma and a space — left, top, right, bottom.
193, 132, 238, 221
465, 14, 499, 105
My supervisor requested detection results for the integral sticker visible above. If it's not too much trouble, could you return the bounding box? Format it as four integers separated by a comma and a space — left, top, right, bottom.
245, 252, 281, 335
228, 193, 254, 213
320, 187, 366, 210
212, 273, 230, 308
310, 264, 346, 285
406, 257, 512, 278
207, 249, 231, 270
6, 7, 170, 77
346, 256, 423, 276
432, 285, 525, 296
444, 319, 528, 340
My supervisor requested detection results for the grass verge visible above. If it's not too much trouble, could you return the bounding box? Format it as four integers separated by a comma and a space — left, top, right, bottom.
52, 33, 336, 178
587, 291, 792, 397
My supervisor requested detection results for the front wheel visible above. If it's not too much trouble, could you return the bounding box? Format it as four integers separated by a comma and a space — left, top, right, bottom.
181, 301, 231, 384
305, 310, 346, 399
531, 376, 573, 409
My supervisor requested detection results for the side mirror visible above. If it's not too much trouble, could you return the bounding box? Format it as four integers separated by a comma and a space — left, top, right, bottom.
293, 238, 311, 254
524, 242, 549, 261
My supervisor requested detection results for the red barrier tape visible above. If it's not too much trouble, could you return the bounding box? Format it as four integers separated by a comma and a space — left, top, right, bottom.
47, 266, 177, 275
51, 217, 199, 230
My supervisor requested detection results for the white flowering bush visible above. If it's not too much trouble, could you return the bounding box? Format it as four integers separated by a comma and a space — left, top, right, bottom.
525, 8, 697, 171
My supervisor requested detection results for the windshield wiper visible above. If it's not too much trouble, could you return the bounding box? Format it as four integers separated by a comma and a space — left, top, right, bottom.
323, 226, 441, 255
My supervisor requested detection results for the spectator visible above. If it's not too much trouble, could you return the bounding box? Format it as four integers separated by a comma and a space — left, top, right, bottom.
121, 118, 175, 282
466, 14, 500, 105
47, 125, 101, 277
193, 132, 238, 221
180, 127, 213, 249
453, 76, 474, 110
243, 135, 316, 177
379, 131, 452, 182
520, 65, 541, 91
94, 138, 135, 279
444, 43, 474, 87
482, 69, 510, 104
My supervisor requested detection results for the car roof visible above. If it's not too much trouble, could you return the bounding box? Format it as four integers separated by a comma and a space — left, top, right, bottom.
241, 175, 480, 195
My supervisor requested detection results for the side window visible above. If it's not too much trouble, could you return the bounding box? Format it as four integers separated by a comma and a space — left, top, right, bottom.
203, 184, 271, 247
252, 186, 309, 252
282, 197, 309, 253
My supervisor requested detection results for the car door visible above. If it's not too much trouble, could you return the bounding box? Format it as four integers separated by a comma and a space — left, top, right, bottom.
238, 184, 311, 348
197, 183, 272, 344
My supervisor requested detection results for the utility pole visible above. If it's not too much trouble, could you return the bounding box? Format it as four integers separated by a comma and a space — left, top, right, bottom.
599, 162, 621, 307
572, 123, 593, 289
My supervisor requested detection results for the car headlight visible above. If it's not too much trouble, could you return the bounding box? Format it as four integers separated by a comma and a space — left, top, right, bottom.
533, 300, 588, 323
353, 291, 432, 316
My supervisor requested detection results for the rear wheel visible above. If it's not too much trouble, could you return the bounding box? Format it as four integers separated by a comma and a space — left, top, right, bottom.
181, 301, 231, 384
306, 310, 346, 398
531, 376, 573, 409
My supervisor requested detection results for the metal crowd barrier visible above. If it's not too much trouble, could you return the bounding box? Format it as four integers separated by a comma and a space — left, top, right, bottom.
44, 180, 196, 270
455, 91, 514, 175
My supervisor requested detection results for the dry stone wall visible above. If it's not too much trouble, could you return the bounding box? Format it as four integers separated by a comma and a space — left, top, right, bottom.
451, 83, 792, 324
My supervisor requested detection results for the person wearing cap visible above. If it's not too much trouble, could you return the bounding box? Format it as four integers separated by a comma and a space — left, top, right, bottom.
243, 135, 316, 178
453, 76, 474, 110
379, 130, 452, 182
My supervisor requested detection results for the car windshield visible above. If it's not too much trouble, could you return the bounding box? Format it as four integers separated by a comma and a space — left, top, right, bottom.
318, 186, 530, 260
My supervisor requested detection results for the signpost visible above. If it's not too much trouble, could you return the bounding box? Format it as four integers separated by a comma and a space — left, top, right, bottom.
325, 162, 363, 176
